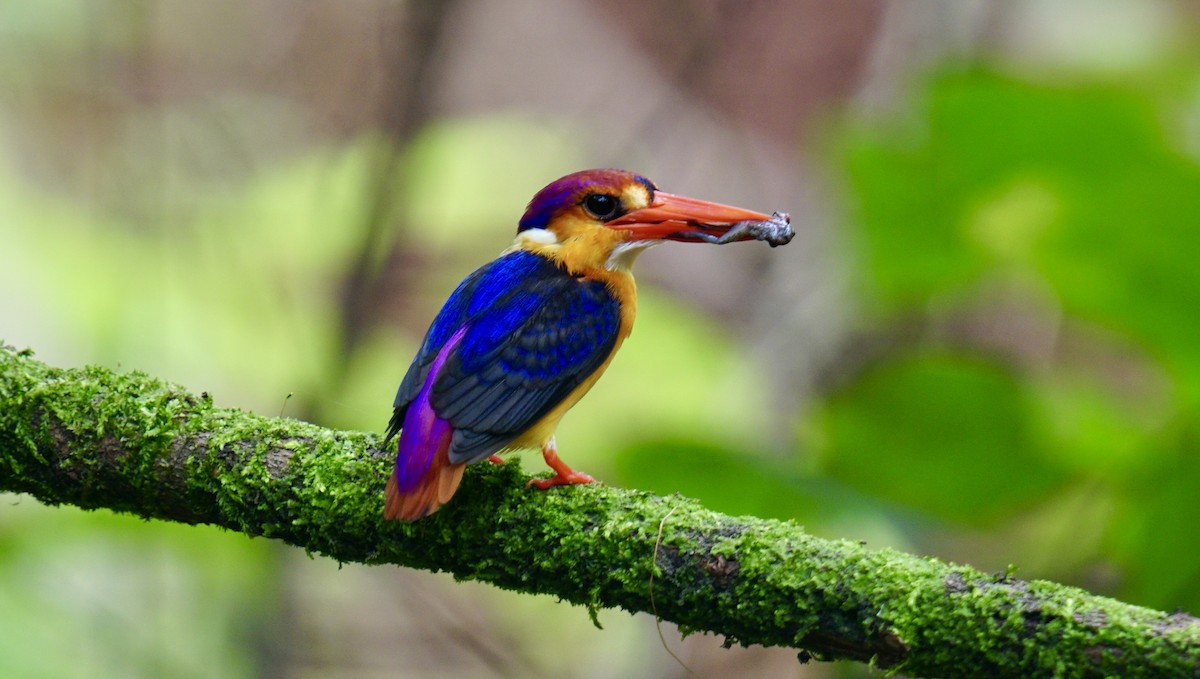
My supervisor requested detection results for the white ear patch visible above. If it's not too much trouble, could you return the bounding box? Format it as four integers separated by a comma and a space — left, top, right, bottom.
518, 228, 559, 246
503, 227, 560, 256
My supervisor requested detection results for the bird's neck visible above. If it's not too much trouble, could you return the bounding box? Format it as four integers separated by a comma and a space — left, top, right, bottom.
508, 228, 658, 275
506, 229, 640, 340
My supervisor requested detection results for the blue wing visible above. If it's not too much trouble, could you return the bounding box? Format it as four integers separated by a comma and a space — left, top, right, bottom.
386, 251, 620, 464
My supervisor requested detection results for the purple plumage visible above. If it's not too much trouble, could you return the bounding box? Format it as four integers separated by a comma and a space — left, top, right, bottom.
384, 328, 465, 520
381, 251, 621, 521
518, 169, 654, 232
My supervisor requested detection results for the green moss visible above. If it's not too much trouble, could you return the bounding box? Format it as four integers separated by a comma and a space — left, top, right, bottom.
2, 345, 1199, 677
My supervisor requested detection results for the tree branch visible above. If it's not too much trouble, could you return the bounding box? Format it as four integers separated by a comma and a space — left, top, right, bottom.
0, 344, 1196, 677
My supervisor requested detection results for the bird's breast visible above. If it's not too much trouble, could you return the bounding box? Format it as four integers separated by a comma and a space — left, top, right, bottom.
504, 264, 638, 450
582, 267, 637, 343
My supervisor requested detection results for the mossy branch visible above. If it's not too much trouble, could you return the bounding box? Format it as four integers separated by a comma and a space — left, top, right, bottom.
0, 345, 1196, 677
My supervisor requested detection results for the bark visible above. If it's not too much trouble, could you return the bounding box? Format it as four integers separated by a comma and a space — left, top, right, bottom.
0, 344, 1196, 678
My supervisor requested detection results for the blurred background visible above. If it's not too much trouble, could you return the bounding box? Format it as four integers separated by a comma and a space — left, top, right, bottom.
3, 0, 1200, 677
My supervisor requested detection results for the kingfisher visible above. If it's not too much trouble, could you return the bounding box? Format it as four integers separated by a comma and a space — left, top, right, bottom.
383, 169, 790, 521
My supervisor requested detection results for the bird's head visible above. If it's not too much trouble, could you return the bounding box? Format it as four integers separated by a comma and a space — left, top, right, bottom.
513, 169, 778, 272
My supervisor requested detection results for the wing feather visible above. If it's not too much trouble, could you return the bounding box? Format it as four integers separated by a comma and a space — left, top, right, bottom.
432, 258, 619, 463
385, 251, 621, 465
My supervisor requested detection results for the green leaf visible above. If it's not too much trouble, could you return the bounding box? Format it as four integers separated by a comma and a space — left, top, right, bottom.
840, 68, 1200, 403
805, 352, 1066, 525
1110, 426, 1200, 611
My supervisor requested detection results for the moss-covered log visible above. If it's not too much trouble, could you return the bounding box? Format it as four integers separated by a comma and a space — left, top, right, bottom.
0, 344, 1197, 677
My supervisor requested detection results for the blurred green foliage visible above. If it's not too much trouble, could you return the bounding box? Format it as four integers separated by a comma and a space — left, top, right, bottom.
844, 70, 1200, 400
811, 352, 1065, 524
834, 69, 1200, 612
623, 68, 1200, 622
5, 22, 1200, 675
0, 503, 272, 678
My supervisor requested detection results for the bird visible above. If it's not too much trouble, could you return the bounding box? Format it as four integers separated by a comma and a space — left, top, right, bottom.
383, 168, 787, 521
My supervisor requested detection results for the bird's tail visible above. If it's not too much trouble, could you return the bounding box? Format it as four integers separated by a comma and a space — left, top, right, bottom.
383, 393, 465, 521
384, 437, 465, 521
385, 326, 469, 521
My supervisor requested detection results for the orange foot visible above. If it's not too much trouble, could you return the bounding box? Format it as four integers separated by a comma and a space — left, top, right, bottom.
526, 436, 596, 490
528, 469, 596, 490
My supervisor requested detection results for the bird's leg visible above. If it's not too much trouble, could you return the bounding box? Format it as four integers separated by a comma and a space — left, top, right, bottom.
527, 437, 595, 490
486, 454, 504, 465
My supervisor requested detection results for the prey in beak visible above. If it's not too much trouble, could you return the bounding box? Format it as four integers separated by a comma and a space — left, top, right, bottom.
607, 192, 794, 247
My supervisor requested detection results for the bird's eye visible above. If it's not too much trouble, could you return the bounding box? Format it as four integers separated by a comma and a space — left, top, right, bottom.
582, 193, 621, 220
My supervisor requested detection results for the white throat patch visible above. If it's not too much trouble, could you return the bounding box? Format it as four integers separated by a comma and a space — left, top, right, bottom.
605, 240, 662, 271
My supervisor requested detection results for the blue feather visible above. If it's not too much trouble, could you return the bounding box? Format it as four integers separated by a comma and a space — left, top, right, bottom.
388, 250, 621, 464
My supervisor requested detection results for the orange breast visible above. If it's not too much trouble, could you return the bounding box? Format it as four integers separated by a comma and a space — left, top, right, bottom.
509, 267, 637, 449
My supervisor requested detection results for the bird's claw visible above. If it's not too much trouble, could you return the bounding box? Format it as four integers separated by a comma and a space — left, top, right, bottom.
526, 470, 596, 490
